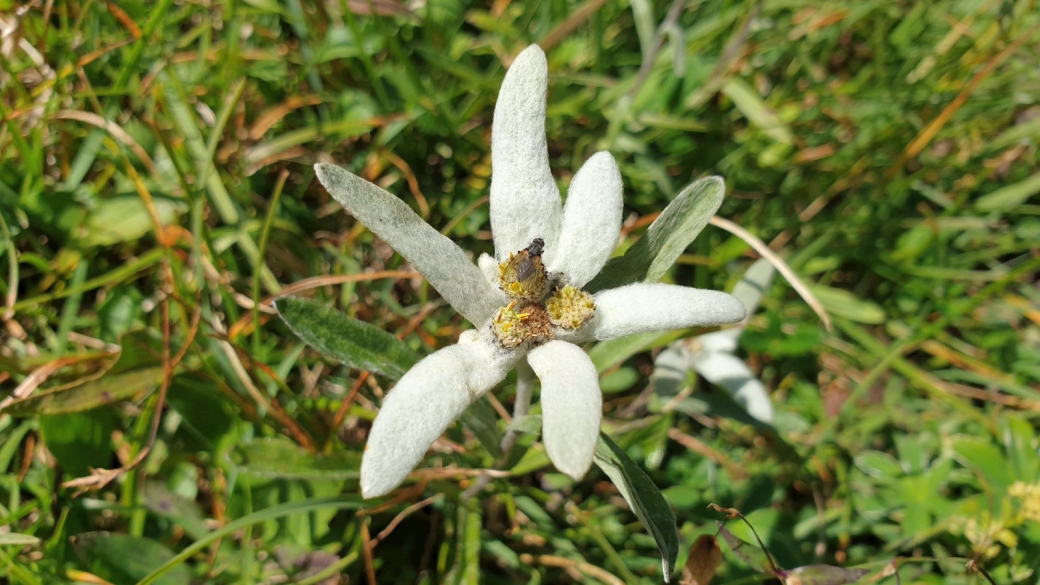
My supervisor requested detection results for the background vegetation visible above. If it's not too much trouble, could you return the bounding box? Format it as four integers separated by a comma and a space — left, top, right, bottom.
1, 0, 1039, 583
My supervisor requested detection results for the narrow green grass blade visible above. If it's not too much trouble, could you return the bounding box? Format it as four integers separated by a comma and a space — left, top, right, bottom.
975, 171, 1040, 211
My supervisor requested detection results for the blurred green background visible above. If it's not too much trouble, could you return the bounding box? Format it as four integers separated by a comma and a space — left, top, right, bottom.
1, 0, 1039, 583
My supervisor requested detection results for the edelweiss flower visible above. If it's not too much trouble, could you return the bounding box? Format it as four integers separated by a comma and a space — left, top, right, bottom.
314, 45, 746, 498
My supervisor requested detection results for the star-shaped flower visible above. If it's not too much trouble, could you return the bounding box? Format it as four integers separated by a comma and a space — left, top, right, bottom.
313, 45, 746, 498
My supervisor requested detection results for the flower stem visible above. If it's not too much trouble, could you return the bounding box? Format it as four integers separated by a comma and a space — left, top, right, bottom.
463, 360, 537, 499
501, 359, 535, 454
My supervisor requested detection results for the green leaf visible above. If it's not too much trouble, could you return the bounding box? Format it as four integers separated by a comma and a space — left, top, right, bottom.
717, 525, 773, 573
599, 366, 640, 394
854, 451, 904, 481
143, 483, 210, 540
166, 374, 236, 451
82, 196, 184, 247
0, 533, 40, 546
1002, 414, 1039, 482
72, 532, 192, 585
39, 410, 116, 476
587, 177, 724, 292
4, 367, 164, 416
975, 172, 1040, 212
721, 78, 795, 145
952, 436, 1014, 495
505, 414, 542, 435
589, 328, 688, 374
462, 504, 483, 583
808, 286, 885, 324
230, 437, 360, 480
274, 295, 420, 379
594, 433, 679, 581
776, 564, 871, 585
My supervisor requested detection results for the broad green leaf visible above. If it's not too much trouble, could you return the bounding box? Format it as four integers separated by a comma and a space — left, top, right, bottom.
72, 532, 192, 585
854, 451, 904, 481
594, 433, 679, 582
976, 172, 1040, 212
230, 437, 359, 480
808, 286, 885, 324
143, 483, 210, 540
275, 295, 420, 379
83, 197, 184, 247
39, 410, 116, 476
587, 177, 724, 292
0, 533, 40, 546
4, 367, 164, 416
167, 374, 236, 451
952, 436, 1014, 495
722, 78, 794, 145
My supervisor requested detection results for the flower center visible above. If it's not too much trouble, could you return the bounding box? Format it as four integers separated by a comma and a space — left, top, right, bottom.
491, 238, 595, 349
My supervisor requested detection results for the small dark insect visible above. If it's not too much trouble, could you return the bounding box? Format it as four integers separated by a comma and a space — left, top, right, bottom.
500, 237, 549, 301
514, 238, 545, 282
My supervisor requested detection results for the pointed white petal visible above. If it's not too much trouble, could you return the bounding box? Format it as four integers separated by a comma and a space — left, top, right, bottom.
360, 334, 517, 498
546, 152, 623, 286
689, 351, 774, 422
316, 163, 503, 324
562, 283, 746, 342
527, 341, 601, 480
490, 45, 562, 261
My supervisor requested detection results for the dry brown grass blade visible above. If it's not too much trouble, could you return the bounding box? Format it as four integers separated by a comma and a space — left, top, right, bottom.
248, 94, 322, 140
104, 1, 141, 38
539, 0, 612, 52
370, 494, 442, 547
709, 216, 833, 332
379, 149, 430, 219
528, 555, 625, 585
